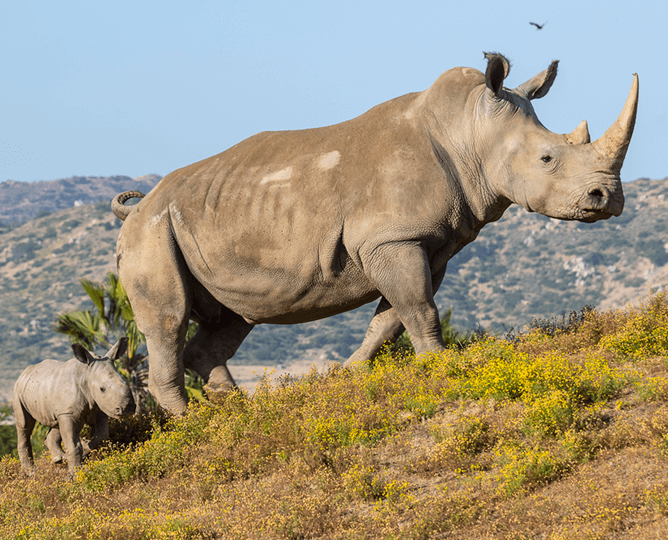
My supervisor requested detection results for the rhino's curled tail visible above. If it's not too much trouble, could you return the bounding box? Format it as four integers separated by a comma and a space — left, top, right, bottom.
111, 191, 146, 221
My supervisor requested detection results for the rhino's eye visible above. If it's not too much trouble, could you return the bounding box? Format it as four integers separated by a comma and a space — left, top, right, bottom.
541, 155, 553, 163
100, 387, 106, 393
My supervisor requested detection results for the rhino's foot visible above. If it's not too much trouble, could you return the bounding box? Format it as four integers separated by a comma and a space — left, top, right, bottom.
51, 455, 64, 464
148, 381, 188, 416
80, 438, 92, 458
342, 357, 364, 369
203, 382, 239, 405
342, 350, 371, 369
202, 365, 237, 403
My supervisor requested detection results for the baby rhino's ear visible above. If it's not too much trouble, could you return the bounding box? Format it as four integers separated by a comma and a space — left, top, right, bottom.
105, 337, 128, 361
72, 344, 95, 365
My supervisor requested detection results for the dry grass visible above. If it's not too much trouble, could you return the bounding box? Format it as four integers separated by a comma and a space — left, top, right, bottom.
2, 295, 668, 538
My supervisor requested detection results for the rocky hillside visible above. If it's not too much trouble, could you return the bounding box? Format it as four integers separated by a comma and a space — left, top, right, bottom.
0, 175, 667, 401
0, 174, 161, 225
440, 177, 668, 332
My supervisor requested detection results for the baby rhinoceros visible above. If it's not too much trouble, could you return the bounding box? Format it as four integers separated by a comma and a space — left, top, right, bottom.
13, 338, 135, 477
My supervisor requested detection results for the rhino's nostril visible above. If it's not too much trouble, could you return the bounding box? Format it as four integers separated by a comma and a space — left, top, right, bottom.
590, 188, 604, 199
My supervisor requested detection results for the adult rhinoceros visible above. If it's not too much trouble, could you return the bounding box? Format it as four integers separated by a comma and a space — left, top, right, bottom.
112, 53, 638, 415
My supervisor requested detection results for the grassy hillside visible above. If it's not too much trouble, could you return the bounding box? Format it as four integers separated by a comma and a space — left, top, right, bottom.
0, 295, 667, 538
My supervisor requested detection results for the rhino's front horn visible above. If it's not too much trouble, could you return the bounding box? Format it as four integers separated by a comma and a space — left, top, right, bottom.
565, 120, 591, 145
591, 74, 639, 170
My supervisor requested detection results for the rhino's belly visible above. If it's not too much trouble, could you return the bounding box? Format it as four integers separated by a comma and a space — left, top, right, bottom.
189, 257, 379, 325
238, 288, 382, 325
175, 214, 379, 323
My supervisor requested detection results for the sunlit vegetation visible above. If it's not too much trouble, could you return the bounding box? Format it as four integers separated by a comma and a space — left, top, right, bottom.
1, 294, 668, 537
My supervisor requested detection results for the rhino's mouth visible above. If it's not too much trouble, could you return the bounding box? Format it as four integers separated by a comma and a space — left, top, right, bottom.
108, 400, 136, 418
577, 208, 614, 223
576, 185, 624, 222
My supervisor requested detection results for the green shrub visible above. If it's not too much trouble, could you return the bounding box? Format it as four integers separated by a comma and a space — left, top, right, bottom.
495, 444, 573, 495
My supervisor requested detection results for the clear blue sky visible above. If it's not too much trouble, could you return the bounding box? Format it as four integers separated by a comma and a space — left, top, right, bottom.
0, 1, 664, 184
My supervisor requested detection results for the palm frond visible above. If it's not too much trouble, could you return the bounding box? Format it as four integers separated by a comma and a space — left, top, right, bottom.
80, 279, 105, 316
53, 311, 105, 350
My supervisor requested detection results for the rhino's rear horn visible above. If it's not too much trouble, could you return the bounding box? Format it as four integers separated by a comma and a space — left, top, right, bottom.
592, 74, 639, 170
566, 120, 591, 145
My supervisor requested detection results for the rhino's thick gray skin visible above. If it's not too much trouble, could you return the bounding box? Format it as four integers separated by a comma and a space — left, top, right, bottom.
13, 339, 135, 477
113, 54, 638, 415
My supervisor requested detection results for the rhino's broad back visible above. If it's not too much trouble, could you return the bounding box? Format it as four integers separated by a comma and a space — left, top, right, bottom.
121, 92, 479, 323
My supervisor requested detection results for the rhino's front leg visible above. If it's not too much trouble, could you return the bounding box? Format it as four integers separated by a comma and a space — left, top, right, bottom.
344, 265, 447, 368
57, 413, 83, 478
362, 242, 446, 356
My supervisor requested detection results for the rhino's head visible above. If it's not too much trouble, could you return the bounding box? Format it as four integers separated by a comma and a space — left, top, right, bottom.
72, 338, 136, 418
470, 53, 638, 222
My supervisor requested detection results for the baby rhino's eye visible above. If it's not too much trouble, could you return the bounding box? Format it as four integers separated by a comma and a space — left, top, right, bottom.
541, 155, 552, 163
100, 387, 106, 393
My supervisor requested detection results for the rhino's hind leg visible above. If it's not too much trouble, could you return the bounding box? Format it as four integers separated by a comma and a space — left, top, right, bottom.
183, 315, 254, 398
13, 400, 36, 474
143, 333, 190, 415
118, 216, 193, 415
44, 428, 66, 464
343, 297, 405, 368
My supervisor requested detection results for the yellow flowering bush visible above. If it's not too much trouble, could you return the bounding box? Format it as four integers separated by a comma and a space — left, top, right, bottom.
600, 293, 668, 359
430, 415, 491, 470
495, 444, 572, 495
524, 389, 577, 437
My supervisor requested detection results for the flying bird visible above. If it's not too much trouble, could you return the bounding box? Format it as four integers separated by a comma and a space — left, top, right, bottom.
530, 21, 546, 30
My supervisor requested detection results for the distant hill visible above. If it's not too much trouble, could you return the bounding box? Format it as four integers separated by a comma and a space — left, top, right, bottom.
0, 175, 667, 401
0, 174, 162, 225
441, 176, 668, 332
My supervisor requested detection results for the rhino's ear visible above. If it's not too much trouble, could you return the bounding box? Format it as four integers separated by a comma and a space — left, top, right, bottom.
105, 337, 128, 361
72, 344, 95, 365
483, 52, 511, 97
515, 60, 559, 100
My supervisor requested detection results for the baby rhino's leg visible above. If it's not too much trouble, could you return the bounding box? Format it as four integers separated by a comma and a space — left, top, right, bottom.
45, 428, 66, 464
57, 414, 83, 479
13, 401, 36, 475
